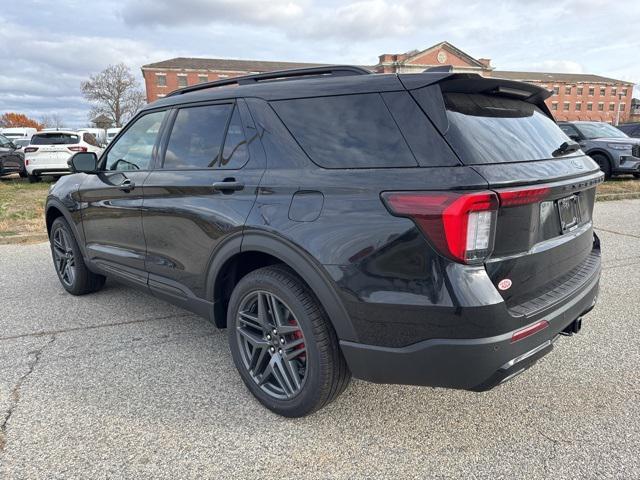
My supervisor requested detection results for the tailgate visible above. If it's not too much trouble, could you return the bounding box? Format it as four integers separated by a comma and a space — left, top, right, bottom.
475, 159, 603, 316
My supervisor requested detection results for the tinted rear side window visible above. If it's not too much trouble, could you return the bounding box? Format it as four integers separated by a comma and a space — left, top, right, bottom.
163, 103, 233, 169
31, 133, 79, 145
272, 93, 417, 168
442, 93, 572, 164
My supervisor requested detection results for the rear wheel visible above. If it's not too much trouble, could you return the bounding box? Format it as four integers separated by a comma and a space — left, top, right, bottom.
19, 169, 27, 178
227, 265, 350, 417
50, 217, 106, 295
591, 154, 612, 180
27, 174, 41, 183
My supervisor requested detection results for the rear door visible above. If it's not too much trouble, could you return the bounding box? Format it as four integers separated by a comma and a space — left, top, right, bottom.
409, 78, 602, 316
79, 110, 167, 286
142, 99, 265, 306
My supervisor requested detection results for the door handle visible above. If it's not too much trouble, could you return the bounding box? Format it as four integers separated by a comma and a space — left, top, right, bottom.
212, 179, 244, 192
119, 178, 135, 192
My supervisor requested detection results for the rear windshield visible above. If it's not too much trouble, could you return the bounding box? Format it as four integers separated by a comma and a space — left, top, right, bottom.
31, 133, 79, 145
443, 93, 573, 164
272, 93, 417, 168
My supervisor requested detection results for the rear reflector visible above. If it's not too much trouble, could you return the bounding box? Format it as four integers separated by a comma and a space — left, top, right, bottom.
23, 147, 38, 153
497, 186, 550, 207
511, 320, 549, 343
68, 146, 88, 152
382, 191, 498, 264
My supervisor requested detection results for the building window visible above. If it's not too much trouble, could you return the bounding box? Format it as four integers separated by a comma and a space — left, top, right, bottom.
553, 86, 559, 96
577, 86, 583, 95
622, 88, 628, 96
156, 74, 167, 87
177, 74, 188, 87
565, 86, 572, 95
600, 87, 606, 96
588, 87, 595, 96
587, 102, 593, 111
598, 102, 604, 111
198, 75, 208, 83
551, 102, 558, 111
620, 103, 626, 112
575, 102, 582, 111
611, 87, 617, 96
609, 103, 615, 111
563, 102, 570, 111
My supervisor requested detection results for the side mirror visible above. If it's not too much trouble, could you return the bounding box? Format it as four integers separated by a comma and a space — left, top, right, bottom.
69, 151, 98, 173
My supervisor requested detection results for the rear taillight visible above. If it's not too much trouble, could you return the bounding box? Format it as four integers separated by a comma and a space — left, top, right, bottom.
497, 186, 550, 207
24, 147, 38, 153
68, 146, 88, 152
382, 191, 498, 264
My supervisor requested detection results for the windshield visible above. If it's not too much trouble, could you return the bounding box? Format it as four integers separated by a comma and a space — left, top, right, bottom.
574, 122, 629, 139
442, 93, 576, 164
31, 133, 79, 145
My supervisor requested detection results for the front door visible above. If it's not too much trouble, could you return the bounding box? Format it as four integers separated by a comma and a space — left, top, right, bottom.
79, 110, 167, 286
142, 100, 265, 304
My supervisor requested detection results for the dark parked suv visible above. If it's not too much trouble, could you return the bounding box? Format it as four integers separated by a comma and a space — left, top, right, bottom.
45, 66, 602, 417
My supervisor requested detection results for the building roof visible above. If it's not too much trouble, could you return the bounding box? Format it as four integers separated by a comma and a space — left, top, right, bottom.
493, 70, 631, 85
402, 41, 490, 69
142, 57, 329, 72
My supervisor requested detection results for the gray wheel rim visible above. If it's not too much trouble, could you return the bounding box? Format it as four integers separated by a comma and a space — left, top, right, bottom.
236, 291, 308, 400
52, 228, 76, 287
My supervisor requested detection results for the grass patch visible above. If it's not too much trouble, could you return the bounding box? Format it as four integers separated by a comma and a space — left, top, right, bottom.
596, 176, 640, 200
0, 177, 50, 238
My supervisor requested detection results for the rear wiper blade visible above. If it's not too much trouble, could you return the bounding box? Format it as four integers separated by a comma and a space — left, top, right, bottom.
552, 140, 581, 157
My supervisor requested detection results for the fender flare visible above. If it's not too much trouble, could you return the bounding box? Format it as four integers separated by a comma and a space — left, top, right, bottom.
45, 198, 89, 260
205, 230, 359, 342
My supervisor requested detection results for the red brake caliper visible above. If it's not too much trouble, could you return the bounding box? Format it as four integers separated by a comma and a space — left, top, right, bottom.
289, 317, 306, 361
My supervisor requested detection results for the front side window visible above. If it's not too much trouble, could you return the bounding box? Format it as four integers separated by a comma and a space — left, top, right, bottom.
163, 103, 233, 169
105, 111, 165, 171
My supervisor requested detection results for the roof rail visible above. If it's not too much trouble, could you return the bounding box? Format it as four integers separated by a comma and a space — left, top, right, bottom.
167, 65, 372, 97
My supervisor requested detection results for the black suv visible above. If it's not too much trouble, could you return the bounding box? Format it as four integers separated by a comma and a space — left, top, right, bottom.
45, 66, 602, 417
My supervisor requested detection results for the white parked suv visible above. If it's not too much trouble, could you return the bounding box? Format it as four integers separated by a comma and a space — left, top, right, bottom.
24, 131, 102, 182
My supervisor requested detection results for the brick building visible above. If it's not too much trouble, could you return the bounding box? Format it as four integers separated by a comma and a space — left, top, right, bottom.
141, 41, 634, 123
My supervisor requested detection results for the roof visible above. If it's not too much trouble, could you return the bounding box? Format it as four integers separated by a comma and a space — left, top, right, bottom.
142, 57, 329, 72
493, 70, 631, 85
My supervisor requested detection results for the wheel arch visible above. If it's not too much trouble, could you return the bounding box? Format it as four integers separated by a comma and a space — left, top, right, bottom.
586, 149, 613, 165
45, 199, 88, 259
206, 231, 358, 342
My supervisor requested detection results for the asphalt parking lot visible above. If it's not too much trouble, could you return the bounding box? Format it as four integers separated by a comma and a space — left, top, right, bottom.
1, 199, 639, 479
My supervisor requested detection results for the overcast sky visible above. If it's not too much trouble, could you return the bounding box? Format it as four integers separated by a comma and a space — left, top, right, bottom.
1, 0, 638, 127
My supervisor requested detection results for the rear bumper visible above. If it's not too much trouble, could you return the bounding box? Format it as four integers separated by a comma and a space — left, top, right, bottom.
340, 264, 600, 391
25, 156, 71, 175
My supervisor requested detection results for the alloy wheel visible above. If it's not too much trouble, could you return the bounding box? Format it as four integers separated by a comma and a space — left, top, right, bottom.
52, 228, 76, 287
236, 291, 307, 400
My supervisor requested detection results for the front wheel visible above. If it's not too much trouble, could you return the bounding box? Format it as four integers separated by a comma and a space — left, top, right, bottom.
227, 265, 350, 417
50, 217, 106, 295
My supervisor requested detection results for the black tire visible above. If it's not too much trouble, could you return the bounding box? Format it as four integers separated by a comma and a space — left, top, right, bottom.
49, 217, 106, 295
633, 173, 640, 179
19, 170, 27, 178
591, 154, 612, 180
227, 265, 350, 417
27, 174, 41, 183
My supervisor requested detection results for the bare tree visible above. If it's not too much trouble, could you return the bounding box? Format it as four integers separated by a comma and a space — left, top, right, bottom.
39, 113, 65, 129
81, 63, 147, 127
